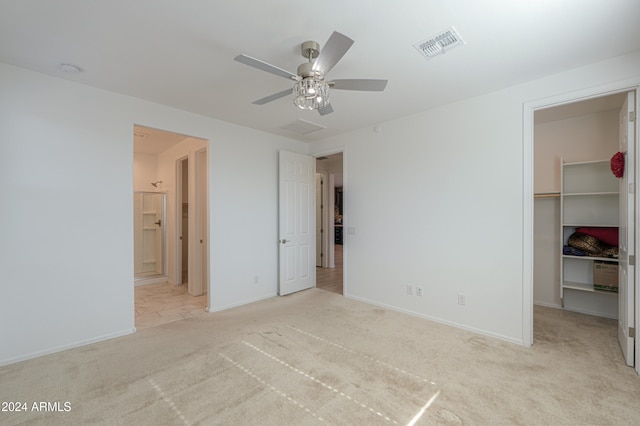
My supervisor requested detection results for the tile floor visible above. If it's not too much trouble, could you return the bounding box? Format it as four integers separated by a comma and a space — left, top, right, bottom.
134, 282, 208, 329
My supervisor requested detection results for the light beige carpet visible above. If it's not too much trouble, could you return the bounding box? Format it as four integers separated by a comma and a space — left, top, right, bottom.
1, 289, 639, 425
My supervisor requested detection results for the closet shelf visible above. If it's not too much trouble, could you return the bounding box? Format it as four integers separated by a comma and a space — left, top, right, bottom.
563, 281, 618, 295
562, 254, 619, 263
562, 280, 594, 291
563, 222, 618, 227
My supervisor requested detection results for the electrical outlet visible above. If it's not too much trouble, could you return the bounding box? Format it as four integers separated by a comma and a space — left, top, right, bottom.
416, 286, 423, 297
458, 294, 466, 305
406, 285, 413, 295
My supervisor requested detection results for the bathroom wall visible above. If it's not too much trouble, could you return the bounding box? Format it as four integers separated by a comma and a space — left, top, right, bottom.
133, 152, 159, 192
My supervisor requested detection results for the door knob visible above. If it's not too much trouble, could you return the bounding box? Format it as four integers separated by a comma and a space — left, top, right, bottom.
280, 239, 289, 244
154, 219, 162, 227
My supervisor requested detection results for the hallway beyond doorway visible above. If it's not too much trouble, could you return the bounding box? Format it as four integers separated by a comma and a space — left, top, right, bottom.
316, 244, 343, 294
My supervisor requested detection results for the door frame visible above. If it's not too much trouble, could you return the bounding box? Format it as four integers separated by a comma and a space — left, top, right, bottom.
313, 148, 346, 294
192, 147, 209, 297
174, 148, 209, 297
315, 170, 330, 268
523, 80, 640, 354
175, 156, 188, 286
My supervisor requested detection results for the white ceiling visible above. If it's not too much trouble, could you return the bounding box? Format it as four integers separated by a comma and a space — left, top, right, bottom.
1, 0, 639, 143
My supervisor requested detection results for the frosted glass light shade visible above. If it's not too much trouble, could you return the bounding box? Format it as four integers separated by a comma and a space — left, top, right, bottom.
293, 78, 329, 110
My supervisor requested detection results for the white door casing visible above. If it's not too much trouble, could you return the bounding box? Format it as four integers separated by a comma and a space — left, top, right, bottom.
316, 173, 323, 267
190, 148, 208, 297
175, 157, 188, 285
279, 151, 315, 296
618, 91, 635, 367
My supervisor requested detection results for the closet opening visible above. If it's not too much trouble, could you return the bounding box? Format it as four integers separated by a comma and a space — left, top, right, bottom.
532, 90, 636, 368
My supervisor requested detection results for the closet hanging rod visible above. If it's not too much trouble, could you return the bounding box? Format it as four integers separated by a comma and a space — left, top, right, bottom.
534, 192, 560, 198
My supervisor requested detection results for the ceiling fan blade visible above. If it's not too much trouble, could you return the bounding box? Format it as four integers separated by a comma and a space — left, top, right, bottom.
330, 79, 388, 91
312, 31, 354, 75
234, 54, 298, 80
252, 88, 293, 105
318, 103, 334, 116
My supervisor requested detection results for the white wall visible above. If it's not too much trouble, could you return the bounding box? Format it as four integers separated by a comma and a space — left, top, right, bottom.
0, 62, 308, 365
133, 152, 159, 192
534, 110, 620, 193
310, 51, 640, 344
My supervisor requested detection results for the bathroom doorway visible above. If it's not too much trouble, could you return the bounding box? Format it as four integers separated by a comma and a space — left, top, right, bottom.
133, 124, 209, 328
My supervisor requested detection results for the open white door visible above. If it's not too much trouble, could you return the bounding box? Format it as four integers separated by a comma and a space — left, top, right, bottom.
618, 91, 635, 367
279, 151, 315, 296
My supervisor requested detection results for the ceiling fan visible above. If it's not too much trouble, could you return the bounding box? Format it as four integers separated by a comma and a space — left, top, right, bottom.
234, 31, 388, 116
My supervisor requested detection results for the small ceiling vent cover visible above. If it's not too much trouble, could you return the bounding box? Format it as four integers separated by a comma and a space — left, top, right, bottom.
281, 119, 326, 135
414, 26, 465, 59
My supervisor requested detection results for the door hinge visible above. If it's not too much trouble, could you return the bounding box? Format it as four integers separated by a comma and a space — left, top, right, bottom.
629, 327, 635, 339
630, 111, 636, 122
629, 255, 635, 264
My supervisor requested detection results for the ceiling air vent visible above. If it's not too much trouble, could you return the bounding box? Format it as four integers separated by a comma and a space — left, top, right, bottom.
414, 26, 465, 60
281, 119, 326, 135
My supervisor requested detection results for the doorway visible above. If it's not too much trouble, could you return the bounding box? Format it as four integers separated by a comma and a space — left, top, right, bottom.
529, 89, 637, 368
315, 152, 344, 295
133, 125, 209, 328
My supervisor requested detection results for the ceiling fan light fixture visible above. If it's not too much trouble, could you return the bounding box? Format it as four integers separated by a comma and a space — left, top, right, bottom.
236, 31, 386, 115
293, 78, 330, 110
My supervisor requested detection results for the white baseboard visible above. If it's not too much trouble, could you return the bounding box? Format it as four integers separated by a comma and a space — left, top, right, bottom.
208, 292, 277, 313
344, 293, 525, 346
0, 328, 135, 367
